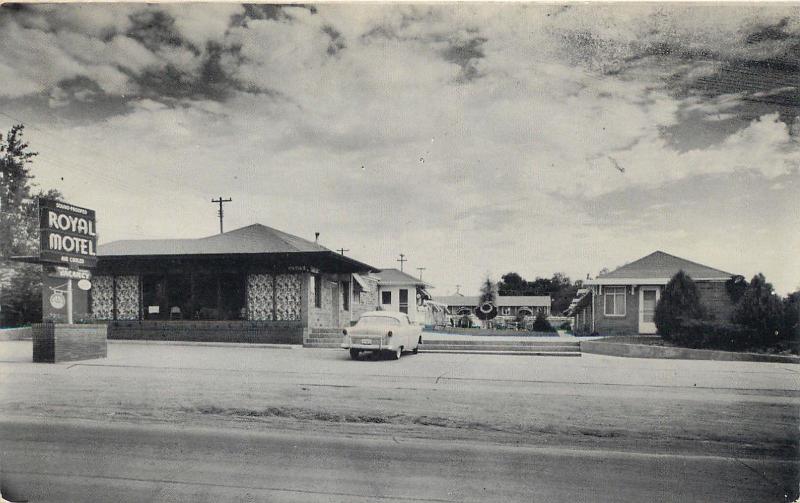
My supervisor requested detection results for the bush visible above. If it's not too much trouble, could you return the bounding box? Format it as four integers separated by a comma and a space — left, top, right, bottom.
531, 312, 555, 332
559, 321, 572, 330
732, 274, 784, 345
671, 319, 758, 351
654, 270, 705, 341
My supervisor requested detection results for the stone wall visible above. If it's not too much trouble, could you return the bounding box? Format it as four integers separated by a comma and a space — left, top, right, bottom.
352, 275, 379, 321
90, 275, 139, 320
90, 276, 114, 320
247, 273, 274, 321
115, 276, 140, 320
276, 274, 302, 321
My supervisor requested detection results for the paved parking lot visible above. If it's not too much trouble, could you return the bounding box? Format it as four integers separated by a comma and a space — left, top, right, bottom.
1, 340, 798, 502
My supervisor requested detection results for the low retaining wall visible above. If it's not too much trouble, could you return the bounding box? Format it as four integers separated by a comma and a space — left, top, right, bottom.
32, 323, 107, 363
0, 326, 32, 341
425, 327, 559, 337
580, 340, 799, 364
107, 320, 304, 345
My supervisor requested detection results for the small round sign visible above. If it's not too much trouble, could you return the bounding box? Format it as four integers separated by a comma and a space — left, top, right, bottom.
50, 292, 66, 310
77, 279, 92, 291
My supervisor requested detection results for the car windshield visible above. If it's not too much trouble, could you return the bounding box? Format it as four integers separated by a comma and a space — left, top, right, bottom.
357, 316, 400, 327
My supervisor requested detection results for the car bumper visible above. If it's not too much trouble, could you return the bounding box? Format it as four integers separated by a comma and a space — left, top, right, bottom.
341, 342, 396, 351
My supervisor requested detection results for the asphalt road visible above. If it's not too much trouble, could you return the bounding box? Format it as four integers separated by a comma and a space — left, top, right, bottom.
1, 419, 793, 503
0, 341, 798, 502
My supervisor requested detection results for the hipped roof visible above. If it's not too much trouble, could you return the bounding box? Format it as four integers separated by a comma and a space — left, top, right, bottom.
97, 223, 378, 272
587, 251, 734, 284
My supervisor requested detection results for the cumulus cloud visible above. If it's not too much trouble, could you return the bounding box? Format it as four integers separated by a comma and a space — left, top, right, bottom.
1, 3, 798, 292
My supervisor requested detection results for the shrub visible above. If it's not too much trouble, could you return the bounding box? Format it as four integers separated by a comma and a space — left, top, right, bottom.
670, 319, 758, 351
654, 270, 705, 341
531, 312, 555, 332
732, 274, 784, 345
559, 321, 572, 330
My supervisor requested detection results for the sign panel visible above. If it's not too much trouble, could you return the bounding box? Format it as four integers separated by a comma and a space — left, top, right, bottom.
46, 265, 92, 280
39, 198, 98, 268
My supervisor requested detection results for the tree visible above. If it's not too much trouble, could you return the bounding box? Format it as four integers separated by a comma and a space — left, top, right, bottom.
732, 274, 785, 344
654, 270, 705, 341
479, 277, 496, 305
0, 125, 62, 326
782, 291, 800, 343
498, 272, 525, 296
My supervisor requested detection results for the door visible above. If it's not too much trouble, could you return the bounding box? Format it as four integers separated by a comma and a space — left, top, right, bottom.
638, 287, 660, 334
399, 289, 409, 314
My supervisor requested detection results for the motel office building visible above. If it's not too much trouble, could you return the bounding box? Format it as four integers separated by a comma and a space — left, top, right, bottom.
89, 224, 380, 344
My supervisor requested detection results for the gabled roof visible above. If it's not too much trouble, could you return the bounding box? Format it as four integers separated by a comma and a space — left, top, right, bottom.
588, 251, 734, 285
374, 268, 432, 288
99, 224, 328, 256
434, 295, 551, 307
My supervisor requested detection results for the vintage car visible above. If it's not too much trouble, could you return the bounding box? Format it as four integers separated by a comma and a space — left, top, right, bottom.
341, 311, 422, 360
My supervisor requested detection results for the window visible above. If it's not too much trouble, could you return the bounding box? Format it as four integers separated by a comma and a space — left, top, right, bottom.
502, 307, 511, 315
314, 275, 322, 308
357, 316, 400, 327
604, 286, 626, 317
399, 289, 409, 314
381, 291, 392, 305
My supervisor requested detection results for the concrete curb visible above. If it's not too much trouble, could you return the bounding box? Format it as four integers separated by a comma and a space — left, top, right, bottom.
109, 340, 302, 350
580, 341, 800, 364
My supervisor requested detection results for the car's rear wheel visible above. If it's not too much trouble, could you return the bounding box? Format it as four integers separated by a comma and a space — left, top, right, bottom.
349, 348, 360, 360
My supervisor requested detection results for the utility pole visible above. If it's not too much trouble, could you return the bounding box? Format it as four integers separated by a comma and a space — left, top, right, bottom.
416, 267, 426, 281
337, 248, 349, 256
396, 253, 407, 272
211, 197, 232, 234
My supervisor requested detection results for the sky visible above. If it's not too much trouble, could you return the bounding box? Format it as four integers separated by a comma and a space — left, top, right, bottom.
0, 3, 798, 295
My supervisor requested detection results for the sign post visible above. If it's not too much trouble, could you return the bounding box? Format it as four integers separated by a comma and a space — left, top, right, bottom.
27, 198, 106, 362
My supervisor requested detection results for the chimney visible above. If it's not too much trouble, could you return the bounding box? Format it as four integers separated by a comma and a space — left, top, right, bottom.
314, 232, 320, 244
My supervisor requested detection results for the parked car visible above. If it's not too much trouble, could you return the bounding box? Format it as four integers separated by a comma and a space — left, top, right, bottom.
341, 311, 422, 360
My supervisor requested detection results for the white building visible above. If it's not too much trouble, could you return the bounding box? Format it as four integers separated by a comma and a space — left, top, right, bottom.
372, 269, 434, 325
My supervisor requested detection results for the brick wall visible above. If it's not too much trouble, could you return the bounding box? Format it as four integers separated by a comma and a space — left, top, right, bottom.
594, 286, 640, 336
697, 282, 736, 323
32, 323, 107, 363
107, 320, 303, 344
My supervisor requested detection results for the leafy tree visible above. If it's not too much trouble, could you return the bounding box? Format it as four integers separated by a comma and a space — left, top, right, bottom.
725, 275, 748, 303
781, 291, 799, 344
498, 272, 525, 295
478, 277, 496, 305
0, 125, 61, 326
654, 270, 705, 341
732, 274, 785, 344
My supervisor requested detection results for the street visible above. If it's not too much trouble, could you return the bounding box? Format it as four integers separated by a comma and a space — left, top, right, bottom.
1, 341, 798, 502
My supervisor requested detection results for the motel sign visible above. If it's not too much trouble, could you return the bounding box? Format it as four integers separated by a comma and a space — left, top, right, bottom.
39, 198, 98, 268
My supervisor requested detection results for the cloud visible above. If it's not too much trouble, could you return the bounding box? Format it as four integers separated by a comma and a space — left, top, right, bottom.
1, 3, 798, 293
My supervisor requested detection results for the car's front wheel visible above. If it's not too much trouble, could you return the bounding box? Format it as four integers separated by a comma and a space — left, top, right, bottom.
349, 348, 360, 360
391, 346, 402, 360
